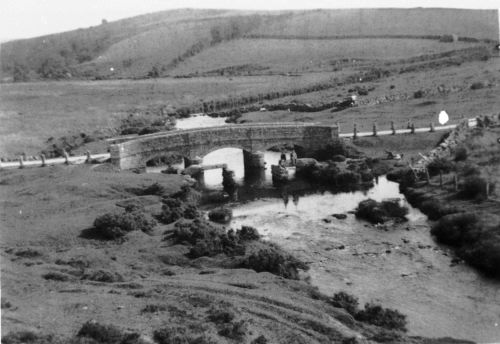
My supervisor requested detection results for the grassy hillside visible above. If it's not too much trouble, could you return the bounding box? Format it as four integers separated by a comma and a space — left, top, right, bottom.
171, 38, 475, 76
1, 8, 498, 81
251, 8, 499, 39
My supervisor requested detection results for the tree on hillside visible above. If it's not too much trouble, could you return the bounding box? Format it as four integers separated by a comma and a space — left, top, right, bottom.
13, 62, 30, 82
37, 55, 70, 79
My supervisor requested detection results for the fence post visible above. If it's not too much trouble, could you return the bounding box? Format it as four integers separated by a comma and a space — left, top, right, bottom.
19, 156, 24, 169
410, 123, 415, 134
353, 123, 357, 139
40, 154, 46, 167
430, 122, 435, 132
391, 121, 396, 135
372, 122, 378, 137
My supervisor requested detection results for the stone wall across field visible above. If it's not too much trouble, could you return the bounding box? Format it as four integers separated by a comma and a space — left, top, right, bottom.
110, 123, 339, 170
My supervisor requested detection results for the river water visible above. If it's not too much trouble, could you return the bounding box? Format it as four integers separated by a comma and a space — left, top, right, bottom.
148, 114, 500, 343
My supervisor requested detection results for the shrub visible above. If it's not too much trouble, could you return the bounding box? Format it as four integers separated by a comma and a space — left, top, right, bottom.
331, 155, 346, 162
355, 199, 408, 224
174, 219, 244, 258
141, 182, 168, 196
82, 270, 124, 283
218, 320, 247, 341
330, 292, 359, 315
239, 246, 309, 279
454, 146, 468, 162
1, 331, 54, 344
42, 272, 70, 282
141, 304, 167, 313
183, 205, 200, 219
208, 307, 236, 324
237, 226, 260, 241
470, 82, 485, 90
173, 185, 201, 205
153, 327, 200, 344
431, 213, 480, 246
208, 207, 233, 224
93, 211, 157, 239
427, 158, 454, 176
355, 303, 407, 331
459, 226, 500, 277
419, 199, 459, 220
77, 321, 123, 343
461, 176, 487, 199
138, 127, 161, 135
157, 204, 184, 224
413, 90, 425, 98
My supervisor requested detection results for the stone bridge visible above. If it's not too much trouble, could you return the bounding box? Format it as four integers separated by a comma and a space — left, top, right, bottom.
110, 123, 339, 170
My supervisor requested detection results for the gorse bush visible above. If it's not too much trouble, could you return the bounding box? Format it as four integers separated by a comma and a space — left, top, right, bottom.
208, 207, 233, 224
93, 209, 157, 239
239, 245, 309, 280
454, 146, 468, 161
427, 157, 454, 176
461, 176, 489, 200
77, 321, 124, 343
431, 213, 480, 246
330, 292, 359, 315
355, 303, 407, 332
355, 199, 408, 224
419, 199, 459, 220
1, 331, 54, 344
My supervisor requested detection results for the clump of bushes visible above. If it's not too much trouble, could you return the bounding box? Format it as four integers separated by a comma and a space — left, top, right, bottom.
1, 331, 54, 344
355, 303, 407, 331
329, 291, 359, 316
153, 327, 213, 344
239, 245, 309, 280
82, 269, 124, 283
460, 176, 491, 200
454, 145, 468, 161
218, 320, 247, 341
93, 207, 157, 240
419, 199, 459, 220
328, 292, 407, 331
355, 199, 408, 224
173, 219, 246, 258
77, 321, 124, 343
42, 272, 71, 282
460, 226, 500, 277
431, 213, 480, 246
237, 226, 260, 241
470, 81, 485, 90
157, 191, 202, 224
426, 157, 454, 177
208, 207, 233, 224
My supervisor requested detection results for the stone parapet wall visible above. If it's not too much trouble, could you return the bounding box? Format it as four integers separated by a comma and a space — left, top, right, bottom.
111, 123, 338, 170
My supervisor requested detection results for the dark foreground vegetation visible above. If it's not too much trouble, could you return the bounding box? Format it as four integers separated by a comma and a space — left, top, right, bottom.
388, 123, 500, 277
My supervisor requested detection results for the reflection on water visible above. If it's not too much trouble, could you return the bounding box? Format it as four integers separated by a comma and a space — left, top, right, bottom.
201, 148, 296, 189
230, 176, 424, 236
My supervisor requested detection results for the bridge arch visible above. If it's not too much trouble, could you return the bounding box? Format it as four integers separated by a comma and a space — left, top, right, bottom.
110, 123, 338, 170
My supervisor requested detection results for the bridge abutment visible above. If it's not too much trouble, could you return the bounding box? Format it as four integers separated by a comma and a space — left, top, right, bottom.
184, 156, 202, 168
243, 150, 266, 173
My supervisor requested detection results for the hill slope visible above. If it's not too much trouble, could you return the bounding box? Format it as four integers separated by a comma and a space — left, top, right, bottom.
1, 8, 498, 81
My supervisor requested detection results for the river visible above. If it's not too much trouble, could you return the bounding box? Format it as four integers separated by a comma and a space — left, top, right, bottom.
148, 114, 500, 343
